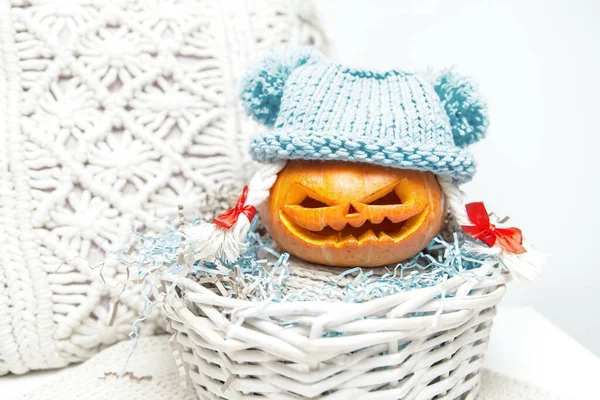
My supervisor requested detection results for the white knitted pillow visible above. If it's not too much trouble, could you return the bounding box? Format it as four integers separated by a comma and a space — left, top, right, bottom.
0, 0, 326, 375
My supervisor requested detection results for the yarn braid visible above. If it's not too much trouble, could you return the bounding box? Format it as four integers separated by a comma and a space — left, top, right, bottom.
438, 175, 544, 281
188, 169, 542, 281
185, 161, 286, 263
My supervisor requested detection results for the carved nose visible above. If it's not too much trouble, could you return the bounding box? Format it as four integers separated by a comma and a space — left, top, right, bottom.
346, 204, 359, 216
345, 203, 366, 228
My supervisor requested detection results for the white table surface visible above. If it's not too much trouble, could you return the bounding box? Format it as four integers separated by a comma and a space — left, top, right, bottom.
2, 306, 599, 399
485, 306, 600, 399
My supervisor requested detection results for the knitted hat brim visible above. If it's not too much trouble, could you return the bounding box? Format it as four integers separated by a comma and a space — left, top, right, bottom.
250, 131, 476, 183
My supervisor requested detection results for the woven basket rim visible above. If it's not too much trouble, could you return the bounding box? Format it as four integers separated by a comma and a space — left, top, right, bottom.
160, 262, 508, 399
160, 263, 507, 310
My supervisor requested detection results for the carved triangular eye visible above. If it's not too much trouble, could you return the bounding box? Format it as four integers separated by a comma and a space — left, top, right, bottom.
285, 183, 333, 207
367, 190, 402, 205
299, 195, 329, 208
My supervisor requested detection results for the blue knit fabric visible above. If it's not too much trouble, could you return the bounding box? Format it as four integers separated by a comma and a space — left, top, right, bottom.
241, 47, 488, 183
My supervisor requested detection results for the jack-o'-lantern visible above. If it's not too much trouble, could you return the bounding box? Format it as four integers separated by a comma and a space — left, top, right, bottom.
261, 160, 446, 267
185, 47, 496, 267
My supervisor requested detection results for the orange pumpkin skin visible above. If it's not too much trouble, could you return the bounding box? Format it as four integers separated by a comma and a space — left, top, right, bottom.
261, 161, 446, 267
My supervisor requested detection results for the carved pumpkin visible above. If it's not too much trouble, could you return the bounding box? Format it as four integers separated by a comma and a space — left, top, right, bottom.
261, 161, 446, 267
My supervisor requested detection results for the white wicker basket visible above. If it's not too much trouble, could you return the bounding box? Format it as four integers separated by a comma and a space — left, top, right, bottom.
158, 256, 508, 400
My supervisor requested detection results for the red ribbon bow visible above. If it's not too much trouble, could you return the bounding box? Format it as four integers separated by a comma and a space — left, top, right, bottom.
213, 186, 257, 229
461, 202, 526, 254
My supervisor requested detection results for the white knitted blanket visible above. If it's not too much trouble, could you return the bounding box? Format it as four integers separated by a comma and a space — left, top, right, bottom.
12, 335, 564, 400
0, 0, 326, 375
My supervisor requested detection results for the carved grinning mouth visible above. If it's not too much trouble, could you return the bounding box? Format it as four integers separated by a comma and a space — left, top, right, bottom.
305, 218, 407, 240
279, 210, 428, 247
278, 178, 430, 247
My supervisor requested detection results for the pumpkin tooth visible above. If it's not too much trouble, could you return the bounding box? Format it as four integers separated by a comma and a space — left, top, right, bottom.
325, 234, 340, 246
347, 216, 366, 228
337, 234, 358, 247
365, 212, 386, 224
378, 232, 394, 242
327, 220, 348, 231
358, 230, 377, 243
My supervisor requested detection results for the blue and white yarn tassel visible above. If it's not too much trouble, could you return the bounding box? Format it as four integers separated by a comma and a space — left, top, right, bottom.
438, 175, 545, 281
185, 161, 286, 264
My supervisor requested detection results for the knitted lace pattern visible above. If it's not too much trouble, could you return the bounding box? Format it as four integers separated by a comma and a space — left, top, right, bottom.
0, 0, 326, 375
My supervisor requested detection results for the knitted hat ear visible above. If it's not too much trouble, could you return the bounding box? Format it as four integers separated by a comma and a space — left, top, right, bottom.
240, 46, 324, 127
434, 70, 489, 148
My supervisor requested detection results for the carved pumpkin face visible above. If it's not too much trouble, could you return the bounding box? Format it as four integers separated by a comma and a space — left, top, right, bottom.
261, 161, 446, 267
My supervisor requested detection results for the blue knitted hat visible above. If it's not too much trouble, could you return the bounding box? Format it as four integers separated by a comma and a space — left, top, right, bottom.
240, 47, 488, 182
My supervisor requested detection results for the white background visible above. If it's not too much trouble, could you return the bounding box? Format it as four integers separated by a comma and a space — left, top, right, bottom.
316, 0, 600, 356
